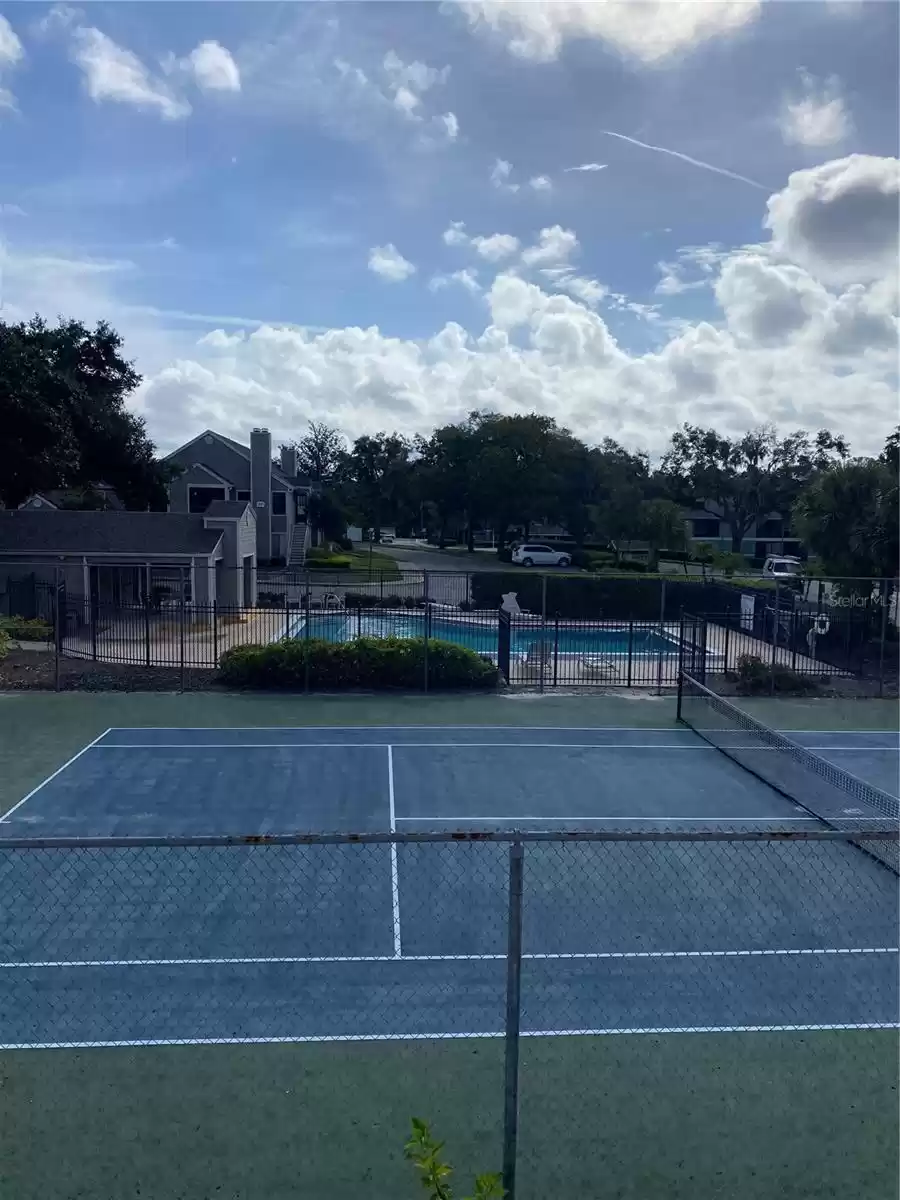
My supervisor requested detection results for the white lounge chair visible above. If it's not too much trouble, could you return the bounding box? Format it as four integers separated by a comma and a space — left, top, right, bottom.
580, 654, 619, 679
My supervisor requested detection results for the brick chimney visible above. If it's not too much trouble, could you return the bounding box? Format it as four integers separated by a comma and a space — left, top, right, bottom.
250, 428, 272, 561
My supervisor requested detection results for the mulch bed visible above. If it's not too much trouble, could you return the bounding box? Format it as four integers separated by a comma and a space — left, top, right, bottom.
0, 650, 220, 692
1, 650, 895, 698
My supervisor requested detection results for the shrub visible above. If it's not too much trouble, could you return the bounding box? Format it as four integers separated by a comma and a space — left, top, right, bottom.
611, 559, 648, 573
257, 591, 286, 608
0, 616, 53, 641
734, 653, 814, 695
344, 591, 380, 608
0, 629, 8, 661
306, 554, 352, 569
218, 636, 498, 691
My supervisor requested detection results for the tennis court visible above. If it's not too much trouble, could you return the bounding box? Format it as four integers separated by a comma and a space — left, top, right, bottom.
2, 710, 897, 1049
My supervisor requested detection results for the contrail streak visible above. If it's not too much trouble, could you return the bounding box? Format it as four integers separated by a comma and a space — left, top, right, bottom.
602, 130, 767, 190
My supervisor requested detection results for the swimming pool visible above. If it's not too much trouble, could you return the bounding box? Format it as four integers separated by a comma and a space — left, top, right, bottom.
297, 611, 681, 658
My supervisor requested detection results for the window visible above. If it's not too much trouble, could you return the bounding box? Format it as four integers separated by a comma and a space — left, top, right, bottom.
188, 486, 225, 514
692, 518, 720, 538
756, 518, 783, 537
271, 492, 286, 515
237, 490, 250, 502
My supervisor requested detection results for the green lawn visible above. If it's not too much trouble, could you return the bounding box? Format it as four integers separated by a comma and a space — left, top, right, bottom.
2, 1032, 896, 1199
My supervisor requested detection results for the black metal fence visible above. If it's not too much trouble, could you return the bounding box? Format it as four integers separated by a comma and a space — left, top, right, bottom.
2, 828, 897, 1199
1, 564, 896, 693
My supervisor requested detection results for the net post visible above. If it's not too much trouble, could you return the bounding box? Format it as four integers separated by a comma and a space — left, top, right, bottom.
723, 606, 731, 675
676, 608, 685, 721
502, 838, 525, 1200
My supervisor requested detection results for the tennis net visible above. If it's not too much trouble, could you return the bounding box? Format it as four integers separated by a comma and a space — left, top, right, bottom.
677, 672, 899, 874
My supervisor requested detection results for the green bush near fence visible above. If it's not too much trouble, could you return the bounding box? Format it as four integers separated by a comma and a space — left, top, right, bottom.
734, 653, 816, 695
0, 630, 8, 661
218, 636, 499, 691
469, 572, 777, 619
0, 616, 53, 641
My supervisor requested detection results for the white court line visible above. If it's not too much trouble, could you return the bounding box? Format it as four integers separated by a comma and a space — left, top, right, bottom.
387, 745, 402, 959
0, 730, 113, 824
100, 725, 692, 733
98, 725, 899, 734
4, 1022, 897, 1050
4, 947, 895, 968
394, 815, 821, 823
87, 742, 898, 752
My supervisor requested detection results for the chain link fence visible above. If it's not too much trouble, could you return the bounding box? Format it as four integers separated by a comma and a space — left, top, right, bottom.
2, 828, 897, 1198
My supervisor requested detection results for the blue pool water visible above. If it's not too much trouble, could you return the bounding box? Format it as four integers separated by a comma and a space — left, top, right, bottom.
299, 612, 679, 658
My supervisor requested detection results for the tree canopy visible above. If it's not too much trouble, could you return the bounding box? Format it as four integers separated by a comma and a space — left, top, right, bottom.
793, 428, 899, 582
0, 316, 170, 510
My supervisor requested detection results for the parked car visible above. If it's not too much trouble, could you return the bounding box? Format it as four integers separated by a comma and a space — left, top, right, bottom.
379, 534, 395, 545
762, 555, 802, 579
511, 543, 572, 568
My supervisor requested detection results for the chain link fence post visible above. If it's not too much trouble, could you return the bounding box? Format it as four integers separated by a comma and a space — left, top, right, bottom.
502, 838, 525, 1200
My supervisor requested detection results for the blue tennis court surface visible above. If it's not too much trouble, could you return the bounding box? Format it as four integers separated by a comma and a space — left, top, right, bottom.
1, 724, 897, 1046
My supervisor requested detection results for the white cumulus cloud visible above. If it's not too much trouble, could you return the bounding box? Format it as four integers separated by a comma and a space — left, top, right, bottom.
529, 175, 552, 192
471, 233, 520, 261
185, 40, 241, 93
0, 13, 24, 111
490, 158, 519, 192
765, 154, 900, 285
368, 243, 416, 282
71, 26, 191, 119
779, 70, 852, 148
457, 0, 761, 64
521, 225, 579, 267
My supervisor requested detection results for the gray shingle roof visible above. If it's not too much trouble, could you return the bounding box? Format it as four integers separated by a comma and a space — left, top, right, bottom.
0, 511, 223, 557
204, 500, 251, 520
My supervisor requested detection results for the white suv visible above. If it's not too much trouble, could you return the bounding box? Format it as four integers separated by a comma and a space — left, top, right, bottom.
511, 543, 572, 568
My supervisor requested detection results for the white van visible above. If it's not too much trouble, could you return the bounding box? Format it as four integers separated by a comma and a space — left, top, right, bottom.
762, 555, 802, 579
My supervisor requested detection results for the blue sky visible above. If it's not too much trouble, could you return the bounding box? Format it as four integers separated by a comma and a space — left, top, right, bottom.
1, 1, 897, 455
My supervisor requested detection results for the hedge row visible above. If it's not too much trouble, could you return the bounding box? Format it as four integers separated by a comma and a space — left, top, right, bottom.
0, 616, 53, 641
218, 636, 498, 690
469, 572, 749, 619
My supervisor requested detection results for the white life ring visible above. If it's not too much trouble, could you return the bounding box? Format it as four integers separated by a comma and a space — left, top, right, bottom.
814, 614, 830, 636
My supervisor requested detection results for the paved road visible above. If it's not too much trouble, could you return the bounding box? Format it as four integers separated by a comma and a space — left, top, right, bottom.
375, 543, 514, 573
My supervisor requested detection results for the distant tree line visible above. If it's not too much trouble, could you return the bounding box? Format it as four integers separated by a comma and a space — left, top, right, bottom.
285, 415, 898, 581
1, 315, 895, 582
